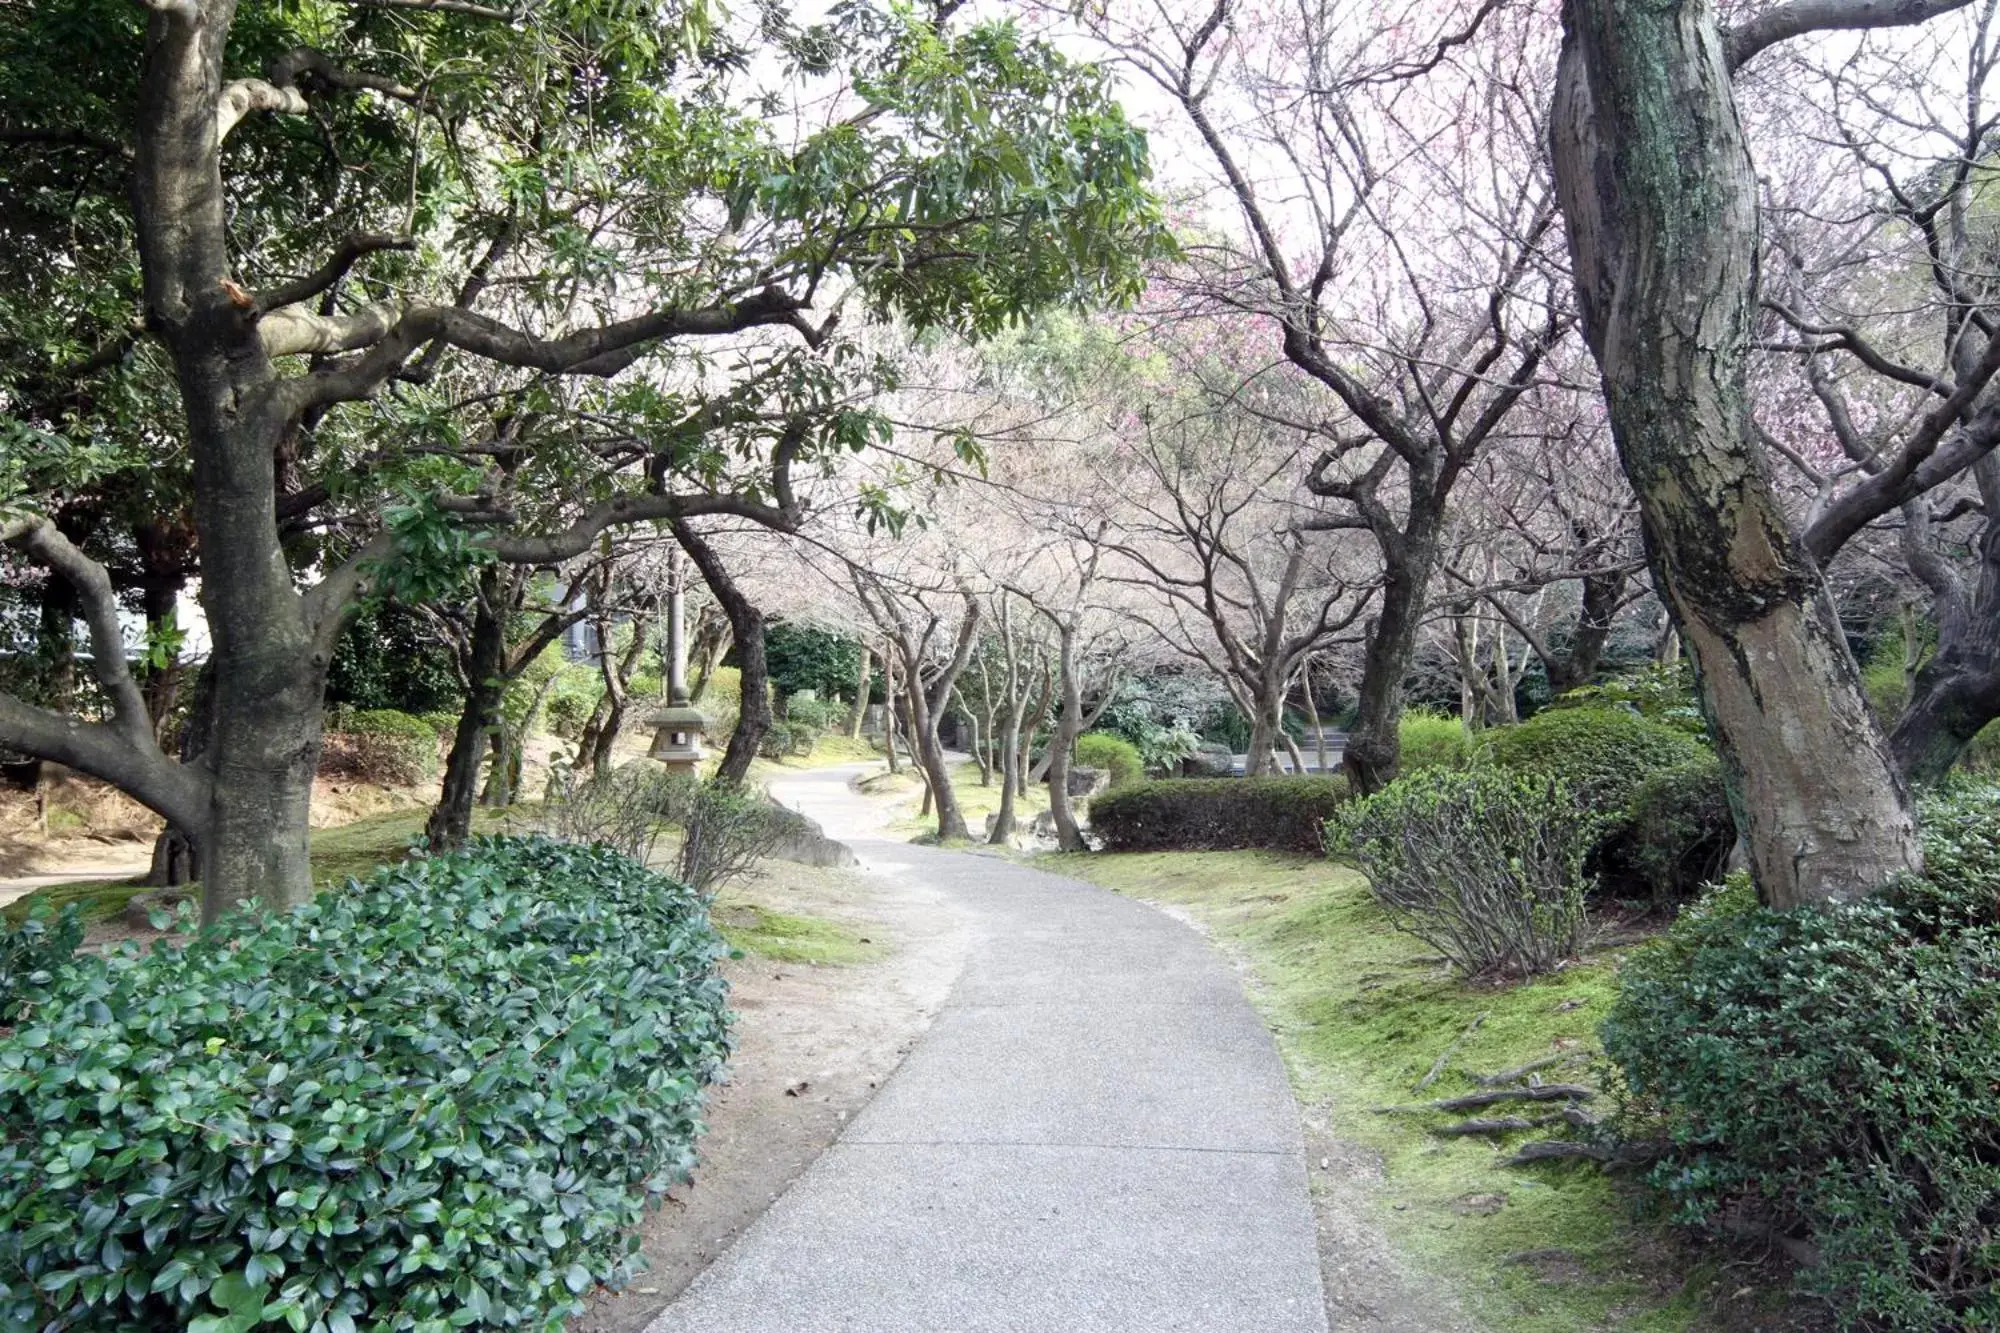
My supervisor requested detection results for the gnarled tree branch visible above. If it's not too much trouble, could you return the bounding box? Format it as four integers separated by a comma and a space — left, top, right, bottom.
1725, 0, 1978, 71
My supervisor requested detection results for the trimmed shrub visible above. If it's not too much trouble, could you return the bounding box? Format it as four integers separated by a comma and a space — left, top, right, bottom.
1603, 785, 2000, 1329
0, 901, 81, 1023
418, 709, 462, 740
1620, 751, 1734, 907
755, 721, 817, 761
1076, 732, 1144, 790
1485, 705, 1706, 812
1330, 768, 1594, 976
1550, 660, 1708, 736
1397, 708, 1472, 774
0, 836, 730, 1331
782, 692, 843, 734
1089, 777, 1350, 854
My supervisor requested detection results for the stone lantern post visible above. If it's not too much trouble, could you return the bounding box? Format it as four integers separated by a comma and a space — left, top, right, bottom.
647, 548, 706, 775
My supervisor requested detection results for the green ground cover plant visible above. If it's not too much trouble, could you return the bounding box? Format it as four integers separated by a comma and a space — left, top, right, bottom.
0, 836, 730, 1332
1605, 783, 2000, 1330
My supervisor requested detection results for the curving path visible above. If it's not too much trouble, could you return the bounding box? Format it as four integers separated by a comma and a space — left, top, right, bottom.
647, 766, 1329, 1333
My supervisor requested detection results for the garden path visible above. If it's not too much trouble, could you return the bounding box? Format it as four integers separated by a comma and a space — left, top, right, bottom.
646, 764, 1330, 1333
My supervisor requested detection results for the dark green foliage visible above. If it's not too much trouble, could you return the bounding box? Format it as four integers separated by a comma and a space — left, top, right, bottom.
1075, 732, 1144, 789
1485, 705, 1706, 812
0, 837, 729, 1332
325, 604, 463, 716
765, 625, 862, 702
1619, 752, 1734, 907
756, 721, 817, 760
1330, 768, 1594, 976
1089, 778, 1349, 854
0, 901, 81, 1023
1604, 786, 2000, 1329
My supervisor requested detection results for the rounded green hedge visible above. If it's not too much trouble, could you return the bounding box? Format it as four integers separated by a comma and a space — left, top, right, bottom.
1604, 785, 2000, 1328
1396, 709, 1472, 774
1076, 732, 1144, 789
1089, 777, 1349, 854
0, 836, 730, 1331
1484, 705, 1706, 812
1619, 751, 1734, 907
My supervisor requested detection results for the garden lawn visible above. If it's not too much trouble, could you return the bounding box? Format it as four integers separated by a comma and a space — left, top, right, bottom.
1038, 850, 1797, 1332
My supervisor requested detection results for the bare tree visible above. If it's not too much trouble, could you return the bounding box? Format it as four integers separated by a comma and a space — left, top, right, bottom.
1754, 2, 2000, 781
1076, 0, 1571, 790
1105, 406, 1373, 776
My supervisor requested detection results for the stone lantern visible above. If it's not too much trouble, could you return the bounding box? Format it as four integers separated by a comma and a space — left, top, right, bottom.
647, 546, 706, 775
647, 702, 707, 774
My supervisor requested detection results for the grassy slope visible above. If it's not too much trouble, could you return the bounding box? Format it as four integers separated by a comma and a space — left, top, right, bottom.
1040, 850, 1774, 1332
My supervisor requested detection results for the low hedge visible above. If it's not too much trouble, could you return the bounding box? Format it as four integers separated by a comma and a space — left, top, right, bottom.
1089, 777, 1349, 853
1604, 784, 2000, 1328
0, 836, 730, 1331
321, 706, 442, 786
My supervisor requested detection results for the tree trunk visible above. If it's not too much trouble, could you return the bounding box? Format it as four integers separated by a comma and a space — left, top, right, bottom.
1245, 700, 1279, 778
990, 708, 1021, 844
1552, 0, 1920, 907
967, 710, 990, 785
882, 643, 902, 774
670, 519, 768, 785
146, 660, 212, 888
1892, 466, 2000, 782
848, 647, 873, 739
428, 587, 507, 850
579, 612, 650, 779
904, 672, 969, 839
197, 690, 321, 922
34, 573, 77, 717
1545, 566, 1627, 695
1046, 624, 1087, 852
1343, 537, 1433, 794
1303, 663, 1328, 775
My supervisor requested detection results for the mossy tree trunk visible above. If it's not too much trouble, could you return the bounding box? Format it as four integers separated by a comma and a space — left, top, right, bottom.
1891, 460, 2000, 782
1551, 0, 1921, 907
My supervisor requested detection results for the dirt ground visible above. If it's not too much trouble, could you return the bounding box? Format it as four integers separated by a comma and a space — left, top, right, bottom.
572, 851, 969, 1333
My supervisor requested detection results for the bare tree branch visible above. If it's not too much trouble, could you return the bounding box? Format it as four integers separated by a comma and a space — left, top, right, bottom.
256, 232, 415, 313
1726, 0, 1979, 71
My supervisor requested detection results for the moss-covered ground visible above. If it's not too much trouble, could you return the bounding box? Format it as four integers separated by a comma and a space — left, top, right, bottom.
1039, 850, 1797, 1332
712, 901, 887, 965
